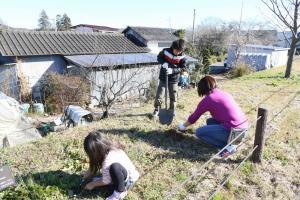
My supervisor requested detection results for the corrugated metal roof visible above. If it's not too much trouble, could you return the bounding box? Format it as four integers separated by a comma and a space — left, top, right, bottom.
0, 30, 149, 56
229, 44, 289, 51
123, 26, 178, 42
65, 53, 158, 68
71, 24, 119, 32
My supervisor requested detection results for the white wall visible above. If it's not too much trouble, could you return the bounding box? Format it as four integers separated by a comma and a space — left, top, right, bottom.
18, 56, 66, 88
148, 41, 171, 54
17, 56, 66, 100
271, 50, 288, 67
147, 41, 160, 54
227, 45, 288, 70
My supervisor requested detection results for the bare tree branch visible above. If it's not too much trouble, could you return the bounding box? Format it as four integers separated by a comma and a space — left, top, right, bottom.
261, 0, 300, 77
280, 0, 295, 21
261, 0, 294, 29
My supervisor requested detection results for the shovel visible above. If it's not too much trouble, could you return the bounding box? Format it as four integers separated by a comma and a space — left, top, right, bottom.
159, 66, 174, 125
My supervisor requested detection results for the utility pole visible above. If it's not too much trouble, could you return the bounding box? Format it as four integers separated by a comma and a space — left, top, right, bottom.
238, 0, 244, 36
192, 9, 196, 46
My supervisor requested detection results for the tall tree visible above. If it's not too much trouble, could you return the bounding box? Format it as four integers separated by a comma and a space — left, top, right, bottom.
62, 14, 72, 30
56, 13, 72, 31
202, 48, 211, 74
261, 0, 300, 78
38, 10, 51, 31
56, 14, 62, 31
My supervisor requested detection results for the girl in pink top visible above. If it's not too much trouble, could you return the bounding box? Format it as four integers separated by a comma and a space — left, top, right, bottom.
178, 76, 248, 151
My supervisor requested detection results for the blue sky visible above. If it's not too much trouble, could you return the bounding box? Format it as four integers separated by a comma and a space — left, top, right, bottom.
0, 0, 269, 29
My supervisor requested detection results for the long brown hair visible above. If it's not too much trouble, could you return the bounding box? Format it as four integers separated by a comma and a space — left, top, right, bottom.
197, 75, 217, 96
84, 130, 120, 175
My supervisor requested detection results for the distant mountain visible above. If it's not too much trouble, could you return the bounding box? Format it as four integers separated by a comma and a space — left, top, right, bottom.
0, 24, 32, 31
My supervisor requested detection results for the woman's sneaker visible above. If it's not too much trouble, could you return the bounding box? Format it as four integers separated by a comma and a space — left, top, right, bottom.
106, 190, 128, 200
219, 145, 237, 158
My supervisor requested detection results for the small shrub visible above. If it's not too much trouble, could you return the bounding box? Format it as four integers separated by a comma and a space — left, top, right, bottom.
263, 148, 272, 161
224, 179, 233, 191
190, 63, 205, 84
241, 161, 254, 177
145, 76, 158, 102
41, 73, 90, 113
209, 55, 218, 64
0, 177, 66, 200
275, 151, 289, 166
202, 48, 211, 74
174, 172, 187, 181
17, 61, 31, 102
212, 193, 224, 200
228, 63, 254, 78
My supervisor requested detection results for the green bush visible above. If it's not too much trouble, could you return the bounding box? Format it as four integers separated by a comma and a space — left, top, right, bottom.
0, 177, 67, 200
41, 73, 90, 113
228, 63, 254, 78
190, 63, 205, 84
145, 76, 158, 102
209, 55, 218, 64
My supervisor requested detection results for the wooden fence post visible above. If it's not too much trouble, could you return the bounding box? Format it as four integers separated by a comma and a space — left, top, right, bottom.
252, 107, 268, 163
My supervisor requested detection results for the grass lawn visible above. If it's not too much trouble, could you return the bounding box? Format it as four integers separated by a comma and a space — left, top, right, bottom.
0, 59, 299, 200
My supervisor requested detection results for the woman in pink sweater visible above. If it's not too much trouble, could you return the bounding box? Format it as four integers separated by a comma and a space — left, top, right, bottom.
178, 76, 248, 154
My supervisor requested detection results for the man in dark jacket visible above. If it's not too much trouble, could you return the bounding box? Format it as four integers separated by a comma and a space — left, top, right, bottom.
153, 39, 187, 117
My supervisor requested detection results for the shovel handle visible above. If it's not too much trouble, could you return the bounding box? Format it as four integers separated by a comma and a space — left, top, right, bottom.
165, 65, 168, 109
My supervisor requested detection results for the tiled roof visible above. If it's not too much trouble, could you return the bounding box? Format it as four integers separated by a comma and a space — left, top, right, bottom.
123, 26, 178, 42
0, 30, 149, 56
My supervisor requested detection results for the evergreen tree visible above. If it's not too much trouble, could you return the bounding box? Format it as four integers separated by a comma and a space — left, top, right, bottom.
56, 14, 62, 31
62, 14, 72, 31
38, 10, 51, 31
56, 14, 72, 31
202, 48, 211, 74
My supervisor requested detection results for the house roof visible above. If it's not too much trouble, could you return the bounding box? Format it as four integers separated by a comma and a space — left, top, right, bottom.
123, 26, 178, 42
229, 44, 289, 51
0, 30, 149, 56
71, 24, 119, 32
65, 53, 158, 68
65, 53, 198, 68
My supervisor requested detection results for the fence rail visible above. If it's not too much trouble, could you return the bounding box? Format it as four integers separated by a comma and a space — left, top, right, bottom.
163, 104, 273, 200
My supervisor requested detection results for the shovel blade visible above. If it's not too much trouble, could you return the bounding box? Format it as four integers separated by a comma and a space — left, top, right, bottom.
159, 109, 174, 125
